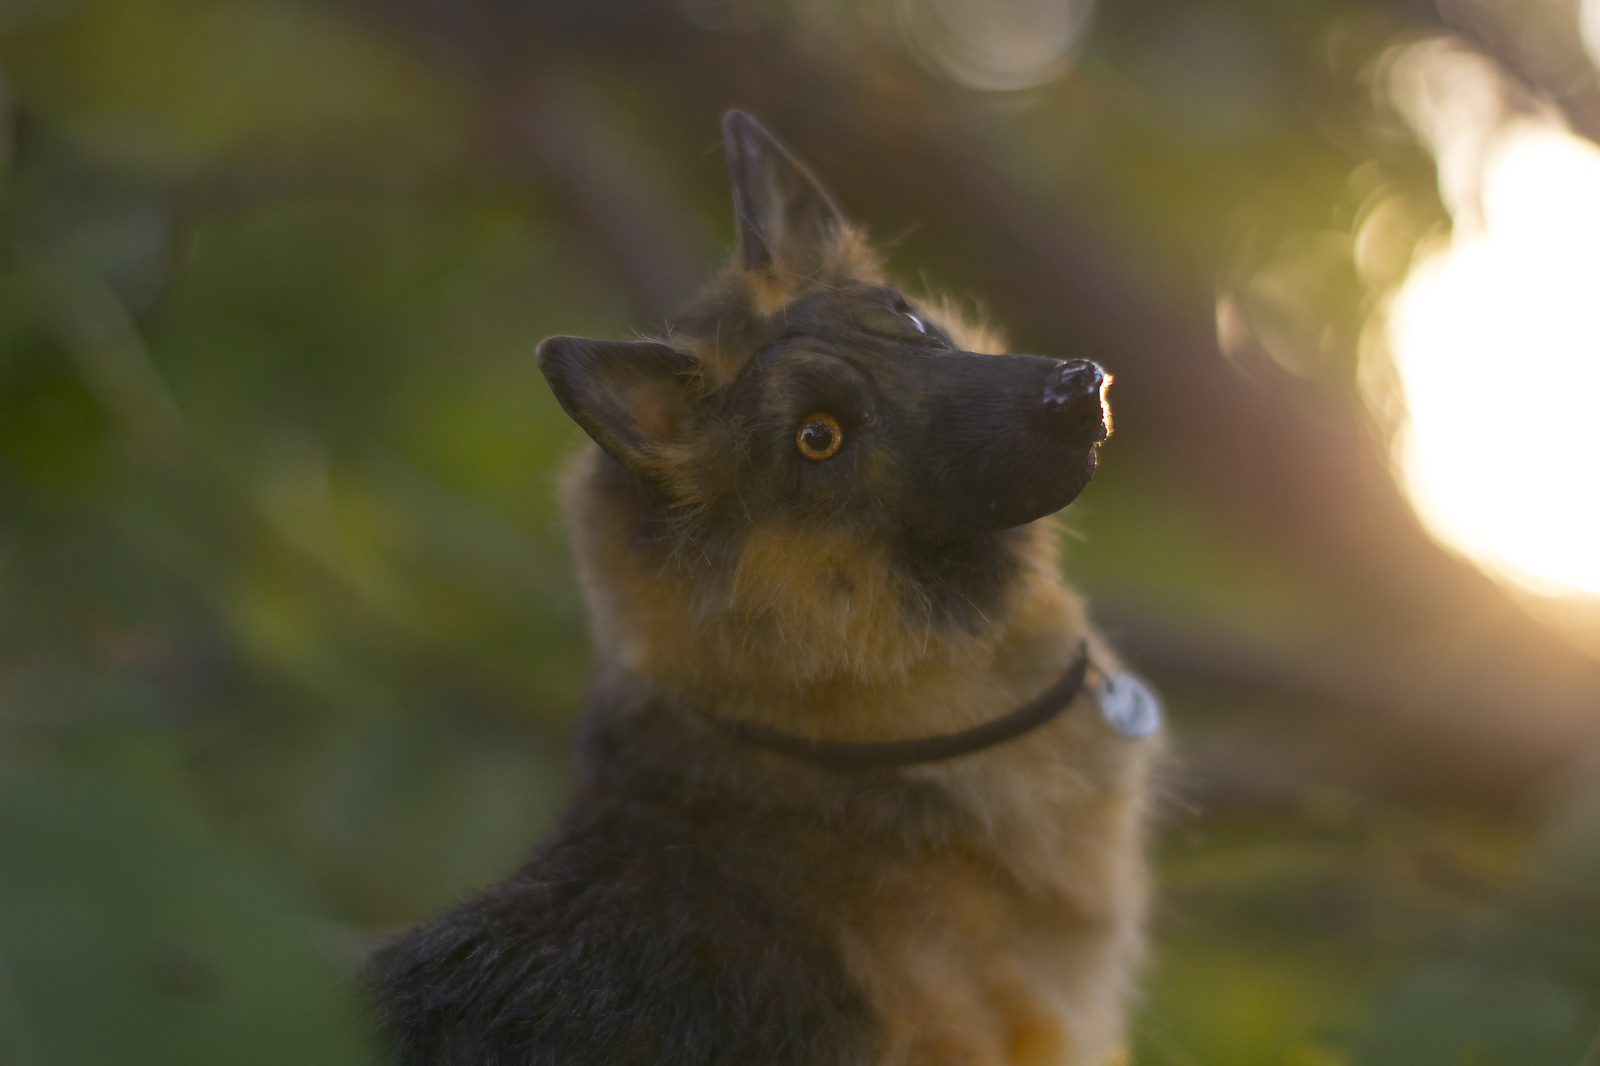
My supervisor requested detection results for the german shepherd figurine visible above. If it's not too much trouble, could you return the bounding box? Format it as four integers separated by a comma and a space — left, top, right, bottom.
374, 111, 1157, 1066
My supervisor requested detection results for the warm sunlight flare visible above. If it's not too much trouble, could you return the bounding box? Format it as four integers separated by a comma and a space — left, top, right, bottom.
1582, 0, 1600, 72
1377, 41, 1600, 598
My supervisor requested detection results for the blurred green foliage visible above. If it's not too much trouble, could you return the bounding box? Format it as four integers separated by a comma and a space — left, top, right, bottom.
1, 1, 1597, 1064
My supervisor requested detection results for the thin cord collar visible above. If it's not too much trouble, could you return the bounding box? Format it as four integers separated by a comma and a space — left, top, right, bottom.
703, 641, 1090, 770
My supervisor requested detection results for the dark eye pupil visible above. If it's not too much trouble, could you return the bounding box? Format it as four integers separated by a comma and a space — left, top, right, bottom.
802, 423, 834, 450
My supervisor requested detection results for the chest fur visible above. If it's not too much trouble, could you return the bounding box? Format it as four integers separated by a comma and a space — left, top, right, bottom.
831, 717, 1152, 1066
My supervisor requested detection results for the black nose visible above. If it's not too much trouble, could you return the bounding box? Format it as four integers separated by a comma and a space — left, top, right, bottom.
1043, 359, 1110, 445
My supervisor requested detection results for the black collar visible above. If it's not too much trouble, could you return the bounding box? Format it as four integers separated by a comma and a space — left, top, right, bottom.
703, 641, 1090, 770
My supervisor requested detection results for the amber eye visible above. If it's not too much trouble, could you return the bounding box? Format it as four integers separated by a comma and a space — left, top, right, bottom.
796, 411, 843, 460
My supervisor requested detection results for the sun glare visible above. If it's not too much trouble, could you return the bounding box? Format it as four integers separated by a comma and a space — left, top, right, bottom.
1377, 44, 1600, 598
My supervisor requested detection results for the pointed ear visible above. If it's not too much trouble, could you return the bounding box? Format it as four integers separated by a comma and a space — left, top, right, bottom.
536, 336, 700, 474
723, 110, 848, 277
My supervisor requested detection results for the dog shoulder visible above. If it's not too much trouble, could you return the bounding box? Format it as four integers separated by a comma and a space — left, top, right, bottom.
370, 767, 878, 1066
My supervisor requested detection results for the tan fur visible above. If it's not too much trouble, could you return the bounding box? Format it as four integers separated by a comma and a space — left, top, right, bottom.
562, 224, 1154, 1066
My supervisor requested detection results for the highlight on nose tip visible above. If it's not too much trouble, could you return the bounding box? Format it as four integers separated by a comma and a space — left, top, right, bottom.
1042, 359, 1111, 444
1043, 358, 1104, 402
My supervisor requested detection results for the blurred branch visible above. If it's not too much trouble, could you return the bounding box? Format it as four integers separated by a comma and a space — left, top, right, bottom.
496, 74, 712, 315
348, 0, 710, 318
24, 259, 190, 466
1100, 598, 1596, 804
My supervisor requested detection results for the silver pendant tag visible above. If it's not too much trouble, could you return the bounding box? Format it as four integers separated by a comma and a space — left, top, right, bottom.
1097, 672, 1163, 738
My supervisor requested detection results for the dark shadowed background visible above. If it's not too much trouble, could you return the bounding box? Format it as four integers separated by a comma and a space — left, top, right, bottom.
2, 0, 1599, 1063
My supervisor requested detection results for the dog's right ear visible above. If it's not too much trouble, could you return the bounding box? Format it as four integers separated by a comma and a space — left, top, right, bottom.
723, 110, 848, 278
536, 336, 700, 475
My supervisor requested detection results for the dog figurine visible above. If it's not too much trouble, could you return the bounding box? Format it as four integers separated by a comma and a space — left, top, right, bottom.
373, 110, 1157, 1066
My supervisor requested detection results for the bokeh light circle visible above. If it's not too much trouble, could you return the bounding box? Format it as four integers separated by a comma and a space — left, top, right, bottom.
897, 0, 1094, 91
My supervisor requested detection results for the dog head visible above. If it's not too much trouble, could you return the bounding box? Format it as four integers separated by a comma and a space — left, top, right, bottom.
538, 112, 1110, 692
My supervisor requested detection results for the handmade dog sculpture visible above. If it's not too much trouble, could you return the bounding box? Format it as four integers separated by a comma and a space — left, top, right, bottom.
374, 111, 1158, 1066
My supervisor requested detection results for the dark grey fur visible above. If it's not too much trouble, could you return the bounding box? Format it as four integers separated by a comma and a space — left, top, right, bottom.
371, 674, 977, 1065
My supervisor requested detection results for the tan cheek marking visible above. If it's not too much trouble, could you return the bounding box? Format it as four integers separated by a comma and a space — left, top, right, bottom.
859, 448, 900, 495
730, 526, 903, 650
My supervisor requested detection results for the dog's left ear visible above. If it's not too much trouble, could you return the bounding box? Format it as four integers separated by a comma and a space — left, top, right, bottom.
723, 110, 848, 277
536, 336, 700, 476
